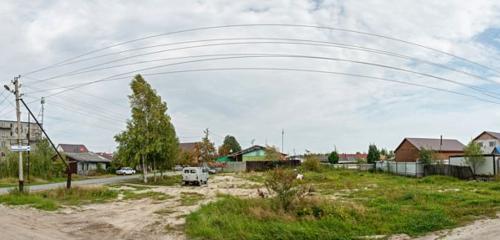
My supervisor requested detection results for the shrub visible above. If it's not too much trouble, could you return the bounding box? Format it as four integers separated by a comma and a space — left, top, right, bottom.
302, 155, 321, 172
265, 168, 310, 211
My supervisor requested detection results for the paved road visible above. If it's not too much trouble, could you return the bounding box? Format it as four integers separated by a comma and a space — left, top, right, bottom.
0, 172, 178, 195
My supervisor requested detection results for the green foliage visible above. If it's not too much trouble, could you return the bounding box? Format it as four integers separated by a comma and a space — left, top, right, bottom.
367, 144, 380, 163
264, 168, 309, 211
194, 129, 217, 164
264, 145, 282, 161
327, 151, 339, 164
115, 75, 179, 182
419, 147, 435, 165
463, 141, 486, 175
186, 169, 500, 240
0, 139, 63, 180
0, 186, 117, 211
303, 154, 321, 172
218, 135, 242, 156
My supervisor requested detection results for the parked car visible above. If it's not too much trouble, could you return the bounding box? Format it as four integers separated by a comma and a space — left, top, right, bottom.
182, 167, 208, 185
208, 168, 217, 174
116, 167, 136, 175
174, 165, 183, 171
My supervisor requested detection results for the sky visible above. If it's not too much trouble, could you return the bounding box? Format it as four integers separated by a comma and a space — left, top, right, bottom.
0, 0, 500, 154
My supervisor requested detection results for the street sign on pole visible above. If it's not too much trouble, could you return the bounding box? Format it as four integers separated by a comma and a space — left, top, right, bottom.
10, 145, 30, 152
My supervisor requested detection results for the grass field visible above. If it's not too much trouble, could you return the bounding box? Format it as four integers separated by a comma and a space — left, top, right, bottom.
186, 169, 500, 240
0, 186, 118, 211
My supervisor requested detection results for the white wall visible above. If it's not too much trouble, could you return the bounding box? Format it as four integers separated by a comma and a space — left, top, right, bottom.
475, 139, 499, 154
449, 156, 497, 176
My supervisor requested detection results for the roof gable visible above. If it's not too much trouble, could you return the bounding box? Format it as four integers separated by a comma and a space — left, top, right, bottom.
57, 144, 88, 153
473, 131, 500, 141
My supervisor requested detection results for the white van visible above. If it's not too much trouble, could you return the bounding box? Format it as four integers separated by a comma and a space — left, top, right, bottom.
182, 167, 209, 185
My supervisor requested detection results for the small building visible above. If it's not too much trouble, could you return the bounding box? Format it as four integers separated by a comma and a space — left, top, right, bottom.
472, 131, 500, 154
394, 137, 465, 162
56, 143, 110, 175
223, 145, 286, 162
57, 143, 89, 153
63, 152, 112, 175
339, 153, 368, 164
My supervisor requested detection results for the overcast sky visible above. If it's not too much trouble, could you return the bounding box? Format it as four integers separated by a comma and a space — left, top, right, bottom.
1, 0, 500, 154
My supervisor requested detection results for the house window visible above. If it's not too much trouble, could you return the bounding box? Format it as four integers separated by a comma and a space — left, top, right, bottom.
489, 141, 496, 147
478, 142, 483, 147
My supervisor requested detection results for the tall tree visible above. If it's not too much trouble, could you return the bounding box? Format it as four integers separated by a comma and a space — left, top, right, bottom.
367, 144, 380, 163
463, 141, 485, 176
328, 150, 339, 164
194, 129, 216, 164
115, 74, 179, 183
218, 135, 242, 156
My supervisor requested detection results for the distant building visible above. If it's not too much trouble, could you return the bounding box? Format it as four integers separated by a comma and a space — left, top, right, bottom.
394, 137, 465, 162
0, 119, 42, 152
56, 143, 110, 175
219, 145, 286, 162
338, 153, 368, 163
57, 143, 89, 153
472, 131, 500, 154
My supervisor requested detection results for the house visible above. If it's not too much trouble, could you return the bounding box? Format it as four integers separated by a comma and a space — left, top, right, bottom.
96, 152, 114, 161
394, 138, 465, 162
472, 131, 500, 154
0, 119, 43, 157
446, 131, 500, 176
57, 143, 89, 153
339, 153, 368, 164
222, 145, 286, 162
56, 144, 110, 175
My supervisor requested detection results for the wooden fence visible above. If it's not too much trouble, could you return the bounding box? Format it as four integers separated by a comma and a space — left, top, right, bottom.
423, 164, 474, 180
245, 160, 301, 172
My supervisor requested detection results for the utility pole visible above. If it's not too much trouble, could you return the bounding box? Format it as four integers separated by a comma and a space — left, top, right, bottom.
281, 129, 284, 153
40, 97, 45, 127
14, 76, 24, 192
27, 112, 30, 184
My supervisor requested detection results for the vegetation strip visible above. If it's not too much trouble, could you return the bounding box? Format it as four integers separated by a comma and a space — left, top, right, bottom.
186, 168, 500, 240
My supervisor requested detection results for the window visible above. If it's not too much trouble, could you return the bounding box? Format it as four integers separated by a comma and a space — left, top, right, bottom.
190, 170, 196, 173
478, 142, 483, 147
489, 141, 496, 147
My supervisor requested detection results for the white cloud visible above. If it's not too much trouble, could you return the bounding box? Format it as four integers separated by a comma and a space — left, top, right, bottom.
1, 0, 499, 154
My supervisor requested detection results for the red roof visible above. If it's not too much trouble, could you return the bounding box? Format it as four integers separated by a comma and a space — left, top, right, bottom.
57, 144, 89, 153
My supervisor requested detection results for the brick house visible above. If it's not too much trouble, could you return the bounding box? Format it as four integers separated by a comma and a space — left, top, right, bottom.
394, 138, 465, 162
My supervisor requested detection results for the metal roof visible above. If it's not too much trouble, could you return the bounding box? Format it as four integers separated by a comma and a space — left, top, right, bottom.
64, 152, 111, 163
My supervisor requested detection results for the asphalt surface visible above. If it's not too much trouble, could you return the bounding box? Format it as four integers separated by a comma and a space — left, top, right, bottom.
0, 172, 177, 195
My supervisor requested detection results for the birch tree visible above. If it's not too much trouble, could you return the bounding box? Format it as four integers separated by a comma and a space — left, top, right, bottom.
115, 74, 179, 183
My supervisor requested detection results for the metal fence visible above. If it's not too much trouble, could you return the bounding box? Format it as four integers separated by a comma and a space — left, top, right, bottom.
376, 161, 424, 177
331, 163, 375, 171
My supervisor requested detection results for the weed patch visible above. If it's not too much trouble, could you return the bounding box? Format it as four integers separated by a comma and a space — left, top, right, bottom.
180, 192, 205, 206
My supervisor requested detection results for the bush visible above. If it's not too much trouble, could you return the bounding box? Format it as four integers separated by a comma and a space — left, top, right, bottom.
265, 168, 310, 211
302, 155, 321, 172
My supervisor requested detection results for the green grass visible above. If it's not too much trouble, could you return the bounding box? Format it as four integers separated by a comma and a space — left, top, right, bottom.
0, 186, 118, 211
122, 190, 172, 201
180, 192, 205, 206
186, 168, 500, 240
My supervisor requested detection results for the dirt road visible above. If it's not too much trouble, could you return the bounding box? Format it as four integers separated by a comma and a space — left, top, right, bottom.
412, 214, 500, 240
0, 173, 176, 195
0, 175, 260, 240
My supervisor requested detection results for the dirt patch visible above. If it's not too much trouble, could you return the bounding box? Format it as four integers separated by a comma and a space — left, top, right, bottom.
0, 175, 262, 240
411, 214, 500, 240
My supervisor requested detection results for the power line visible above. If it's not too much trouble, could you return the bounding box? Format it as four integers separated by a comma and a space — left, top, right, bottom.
26, 39, 494, 85
21, 23, 500, 77
26, 54, 500, 101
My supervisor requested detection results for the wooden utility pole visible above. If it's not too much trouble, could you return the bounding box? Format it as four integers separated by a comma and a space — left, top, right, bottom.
13, 75, 24, 192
